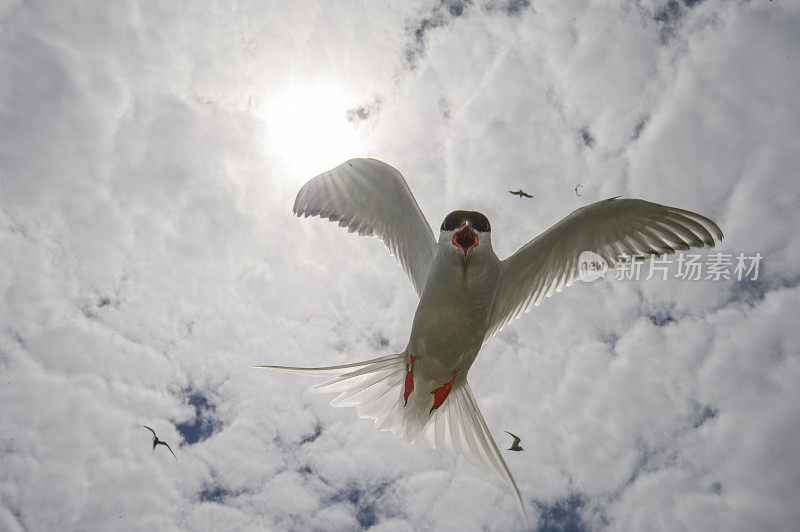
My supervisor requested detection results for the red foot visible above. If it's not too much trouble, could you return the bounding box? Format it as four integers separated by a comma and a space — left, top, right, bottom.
430, 371, 460, 413
403, 354, 415, 406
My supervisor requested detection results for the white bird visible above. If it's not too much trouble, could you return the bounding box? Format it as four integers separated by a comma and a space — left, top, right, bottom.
258, 158, 723, 522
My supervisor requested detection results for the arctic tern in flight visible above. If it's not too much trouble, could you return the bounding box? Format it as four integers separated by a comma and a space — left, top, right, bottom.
505, 431, 524, 452
509, 188, 534, 198
143, 426, 176, 460
258, 158, 723, 521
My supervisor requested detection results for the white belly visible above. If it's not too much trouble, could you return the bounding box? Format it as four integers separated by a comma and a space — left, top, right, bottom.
407, 248, 501, 381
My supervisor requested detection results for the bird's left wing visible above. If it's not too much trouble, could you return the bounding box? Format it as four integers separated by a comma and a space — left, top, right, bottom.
486, 198, 723, 340
293, 159, 436, 297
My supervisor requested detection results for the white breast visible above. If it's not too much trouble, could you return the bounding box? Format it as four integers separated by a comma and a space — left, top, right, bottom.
407, 244, 501, 380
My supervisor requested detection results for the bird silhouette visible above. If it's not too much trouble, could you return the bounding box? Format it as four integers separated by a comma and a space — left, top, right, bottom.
505, 431, 524, 451
143, 426, 176, 459
575, 184, 583, 197
509, 189, 534, 198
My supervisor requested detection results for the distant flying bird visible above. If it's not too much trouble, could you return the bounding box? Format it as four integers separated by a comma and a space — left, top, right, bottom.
143, 426, 176, 460
258, 158, 722, 522
505, 431, 524, 451
509, 188, 534, 198
575, 184, 583, 196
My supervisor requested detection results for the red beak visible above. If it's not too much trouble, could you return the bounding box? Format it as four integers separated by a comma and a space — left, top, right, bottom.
452, 223, 479, 261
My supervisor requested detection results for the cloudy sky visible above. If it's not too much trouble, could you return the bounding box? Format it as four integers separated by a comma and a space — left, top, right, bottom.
1, 0, 799, 530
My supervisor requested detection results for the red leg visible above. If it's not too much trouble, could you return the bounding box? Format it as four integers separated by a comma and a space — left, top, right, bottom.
403, 354, 415, 406
430, 371, 460, 413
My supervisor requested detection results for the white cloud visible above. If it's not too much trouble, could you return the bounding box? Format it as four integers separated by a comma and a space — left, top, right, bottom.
1, 0, 798, 530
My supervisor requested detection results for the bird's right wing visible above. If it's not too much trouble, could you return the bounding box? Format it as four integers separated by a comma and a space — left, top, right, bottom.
486, 198, 723, 340
293, 159, 437, 297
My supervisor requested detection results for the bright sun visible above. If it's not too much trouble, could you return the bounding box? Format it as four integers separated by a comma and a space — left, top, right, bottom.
262, 86, 362, 179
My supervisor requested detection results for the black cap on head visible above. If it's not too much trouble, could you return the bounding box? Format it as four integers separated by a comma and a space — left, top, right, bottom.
440, 210, 491, 232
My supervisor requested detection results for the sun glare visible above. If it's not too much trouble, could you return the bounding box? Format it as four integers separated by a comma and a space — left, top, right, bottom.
263, 87, 362, 180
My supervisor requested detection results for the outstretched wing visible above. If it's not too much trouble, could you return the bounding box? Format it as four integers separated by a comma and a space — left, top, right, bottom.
143, 425, 156, 437
160, 441, 177, 460
293, 159, 436, 296
486, 198, 723, 340
505, 431, 521, 447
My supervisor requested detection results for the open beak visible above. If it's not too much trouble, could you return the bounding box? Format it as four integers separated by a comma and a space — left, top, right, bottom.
452, 223, 479, 262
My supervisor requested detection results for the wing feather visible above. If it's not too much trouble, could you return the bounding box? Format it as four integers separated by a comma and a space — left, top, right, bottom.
293, 159, 436, 296
486, 198, 723, 340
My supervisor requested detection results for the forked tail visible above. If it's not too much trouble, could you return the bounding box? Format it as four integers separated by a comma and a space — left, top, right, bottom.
257, 354, 527, 523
